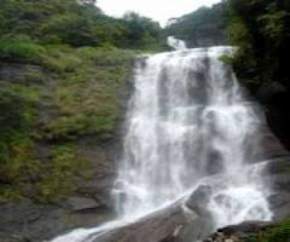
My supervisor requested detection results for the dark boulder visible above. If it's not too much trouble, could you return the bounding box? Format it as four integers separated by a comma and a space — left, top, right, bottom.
91, 204, 192, 242
88, 184, 216, 242
203, 221, 274, 242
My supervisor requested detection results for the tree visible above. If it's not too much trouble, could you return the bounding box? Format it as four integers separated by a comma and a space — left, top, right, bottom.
122, 12, 163, 50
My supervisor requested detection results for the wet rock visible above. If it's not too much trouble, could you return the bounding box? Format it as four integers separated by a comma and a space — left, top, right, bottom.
268, 191, 290, 221
91, 204, 190, 242
0, 199, 68, 242
0, 59, 129, 242
258, 127, 290, 160
261, 159, 290, 221
204, 221, 274, 242
66, 197, 101, 211
0, 232, 30, 242
256, 81, 290, 151
186, 185, 212, 214
0, 63, 48, 84
217, 221, 272, 235
89, 186, 215, 242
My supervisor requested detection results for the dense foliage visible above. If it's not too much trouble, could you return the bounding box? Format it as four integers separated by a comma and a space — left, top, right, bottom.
0, 0, 149, 201
228, 0, 290, 91
0, 0, 164, 50
165, 2, 228, 47
0, 45, 136, 202
227, 0, 290, 146
247, 219, 290, 242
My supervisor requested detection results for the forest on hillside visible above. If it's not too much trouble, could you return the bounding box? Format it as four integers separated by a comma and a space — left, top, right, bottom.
0, 0, 290, 241
0, 0, 166, 204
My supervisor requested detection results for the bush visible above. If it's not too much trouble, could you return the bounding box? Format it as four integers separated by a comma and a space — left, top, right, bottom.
0, 36, 45, 62
0, 86, 40, 200
40, 46, 134, 141
248, 219, 290, 242
36, 144, 90, 202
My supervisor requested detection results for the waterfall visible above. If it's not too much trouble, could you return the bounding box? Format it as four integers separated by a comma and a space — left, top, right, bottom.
51, 47, 272, 242
167, 36, 187, 50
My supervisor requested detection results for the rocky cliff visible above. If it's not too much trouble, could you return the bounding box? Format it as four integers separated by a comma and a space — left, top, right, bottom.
0, 47, 135, 242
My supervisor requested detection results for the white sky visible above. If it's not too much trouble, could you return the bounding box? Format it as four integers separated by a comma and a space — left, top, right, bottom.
97, 0, 221, 26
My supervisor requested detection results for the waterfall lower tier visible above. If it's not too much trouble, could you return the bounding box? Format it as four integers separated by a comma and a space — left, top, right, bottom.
51, 47, 273, 242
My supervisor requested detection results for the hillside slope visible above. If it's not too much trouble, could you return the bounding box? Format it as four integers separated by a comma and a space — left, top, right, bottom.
0, 0, 165, 241
0, 44, 136, 241
165, 2, 228, 47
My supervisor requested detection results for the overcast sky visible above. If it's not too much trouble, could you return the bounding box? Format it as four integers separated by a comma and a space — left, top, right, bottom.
97, 0, 221, 26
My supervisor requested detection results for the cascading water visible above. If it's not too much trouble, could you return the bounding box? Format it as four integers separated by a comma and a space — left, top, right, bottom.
113, 46, 272, 222
167, 36, 187, 50
51, 46, 272, 242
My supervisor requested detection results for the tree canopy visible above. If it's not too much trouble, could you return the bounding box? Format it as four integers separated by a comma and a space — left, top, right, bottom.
165, 2, 228, 47
0, 0, 164, 50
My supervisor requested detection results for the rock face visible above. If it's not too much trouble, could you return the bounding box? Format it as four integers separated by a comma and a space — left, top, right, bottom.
0, 58, 131, 242
89, 155, 290, 242
90, 186, 215, 242
256, 82, 290, 151
92, 205, 191, 242
202, 157, 290, 242
263, 159, 290, 221
0, 140, 119, 242
203, 221, 274, 242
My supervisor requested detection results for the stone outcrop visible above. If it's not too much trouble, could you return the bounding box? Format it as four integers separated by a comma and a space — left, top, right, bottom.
91, 185, 215, 242
0, 59, 130, 242
203, 221, 274, 242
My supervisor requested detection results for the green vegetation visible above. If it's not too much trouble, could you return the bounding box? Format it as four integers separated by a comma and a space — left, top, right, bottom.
0, 85, 40, 201
0, 45, 135, 202
227, 0, 290, 92
0, 0, 164, 50
0, 0, 154, 202
165, 2, 228, 47
247, 219, 290, 242
36, 144, 91, 202
1, 0, 287, 206
42, 46, 135, 141
0, 36, 45, 63
226, 0, 290, 148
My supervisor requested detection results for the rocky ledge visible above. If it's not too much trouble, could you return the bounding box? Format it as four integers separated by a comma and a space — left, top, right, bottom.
204, 221, 275, 242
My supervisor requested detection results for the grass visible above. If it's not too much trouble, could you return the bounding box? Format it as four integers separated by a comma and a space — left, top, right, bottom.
0, 43, 136, 202
247, 219, 290, 242
40, 45, 135, 141
35, 144, 91, 202
0, 37, 45, 63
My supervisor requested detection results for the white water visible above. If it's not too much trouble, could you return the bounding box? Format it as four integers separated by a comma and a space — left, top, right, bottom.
51, 47, 272, 242
167, 36, 187, 50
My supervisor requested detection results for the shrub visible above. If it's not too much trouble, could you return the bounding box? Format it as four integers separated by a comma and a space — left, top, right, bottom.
247, 219, 290, 242
36, 144, 90, 202
0, 36, 45, 62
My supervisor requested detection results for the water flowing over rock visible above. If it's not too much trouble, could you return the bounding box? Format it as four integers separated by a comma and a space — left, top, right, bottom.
113, 47, 272, 222
50, 47, 285, 242
167, 36, 187, 50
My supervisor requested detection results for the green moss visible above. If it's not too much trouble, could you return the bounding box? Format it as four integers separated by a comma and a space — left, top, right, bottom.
36, 144, 91, 202
0, 36, 45, 63
41, 45, 83, 73
0, 44, 136, 202
23, 67, 47, 83
40, 45, 135, 141
247, 219, 290, 242
0, 134, 41, 201
219, 54, 234, 65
